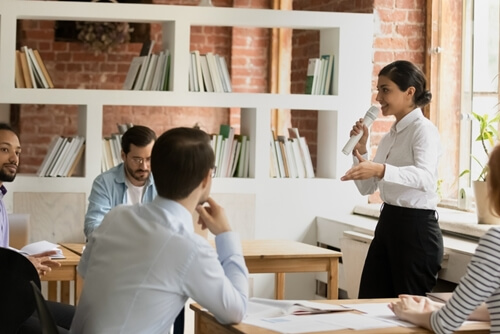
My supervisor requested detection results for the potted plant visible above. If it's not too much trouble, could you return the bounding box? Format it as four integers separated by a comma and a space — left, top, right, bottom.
460, 111, 500, 224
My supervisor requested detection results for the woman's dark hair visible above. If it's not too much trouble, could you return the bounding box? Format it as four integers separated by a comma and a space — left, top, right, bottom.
151, 127, 215, 200
379, 60, 432, 107
121, 125, 157, 154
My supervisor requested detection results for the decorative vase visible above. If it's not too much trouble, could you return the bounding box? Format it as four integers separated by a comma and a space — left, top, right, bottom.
198, 0, 214, 6
473, 180, 500, 225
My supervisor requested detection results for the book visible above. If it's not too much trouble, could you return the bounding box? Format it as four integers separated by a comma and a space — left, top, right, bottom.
44, 137, 69, 177
26, 47, 49, 88
18, 50, 33, 88
321, 54, 334, 95
199, 55, 214, 92
21, 46, 37, 88
59, 137, 85, 177
288, 128, 315, 178
53, 136, 78, 176
66, 141, 85, 177
305, 58, 320, 94
191, 50, 205, 92
248, 297, 351, 317
217, 55, 232, 93
15, 51, 26, 88
33, 49, 54, 88
142, 53, 159, 90
235, 135, 248, 178
277, 136, 290, 178
123, 56, 144, 90
150, 51, 166, 91
13, 240, 65, 259
206, 52, 224, 92
161, 50, 171, 91
48, 137, 74, 177
290, 138, 306, 178
37, 136, 64, 177
218, 124, 235, 177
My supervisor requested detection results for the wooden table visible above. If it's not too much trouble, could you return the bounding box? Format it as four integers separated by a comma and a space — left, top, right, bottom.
41, 246, 82, 305
190, 299, 490, 334
61, 240, 341, 300
240, 239, 341, 299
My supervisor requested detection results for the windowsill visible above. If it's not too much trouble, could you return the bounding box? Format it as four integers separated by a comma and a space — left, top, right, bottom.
353, 203, 492, 240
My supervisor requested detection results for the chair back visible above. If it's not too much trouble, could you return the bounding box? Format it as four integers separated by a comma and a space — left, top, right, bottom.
0, 247, 41, 333
8, 213, 30, 250
30, 281, 59, 334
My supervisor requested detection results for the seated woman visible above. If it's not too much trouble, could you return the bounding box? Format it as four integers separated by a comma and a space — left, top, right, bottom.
389, 145, 500, 333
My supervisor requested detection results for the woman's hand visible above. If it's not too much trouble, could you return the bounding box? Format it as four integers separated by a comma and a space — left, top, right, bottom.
350, 118, 369, 155
340, 151, 385, 181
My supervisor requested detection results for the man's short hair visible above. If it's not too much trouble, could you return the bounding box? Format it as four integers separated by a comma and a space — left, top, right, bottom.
151, 127, 215, 200
0, 123, 18, 137
121, 125, 157, 154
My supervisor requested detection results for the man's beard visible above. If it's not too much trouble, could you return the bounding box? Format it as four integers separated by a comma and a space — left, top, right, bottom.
0, 168, 16, 182
125, 164, 149, 183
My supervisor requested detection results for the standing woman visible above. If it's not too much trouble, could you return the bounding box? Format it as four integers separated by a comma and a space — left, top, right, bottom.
341, 60, 443, 298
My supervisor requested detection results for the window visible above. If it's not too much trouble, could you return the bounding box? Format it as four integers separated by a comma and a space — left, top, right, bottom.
466, 0, 499, 182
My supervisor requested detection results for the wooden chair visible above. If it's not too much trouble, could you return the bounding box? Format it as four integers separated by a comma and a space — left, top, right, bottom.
0, 247, 41, 333
8, 213, 30, 250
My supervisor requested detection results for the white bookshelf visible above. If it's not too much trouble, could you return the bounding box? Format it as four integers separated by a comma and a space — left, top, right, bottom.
0, 0, 373, 300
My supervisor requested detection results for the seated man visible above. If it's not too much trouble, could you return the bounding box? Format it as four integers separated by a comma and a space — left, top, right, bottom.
0, 123, 74, 333
70, 127, 248, 333
84, 125, 185, 333
84, 125, 157, 238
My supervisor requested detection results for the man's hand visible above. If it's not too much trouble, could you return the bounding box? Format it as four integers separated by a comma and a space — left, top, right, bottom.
196, 197, 231, 236
28, 250, 61, 276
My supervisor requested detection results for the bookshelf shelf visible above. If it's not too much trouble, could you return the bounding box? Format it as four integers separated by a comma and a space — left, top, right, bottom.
0, 0, 374, 299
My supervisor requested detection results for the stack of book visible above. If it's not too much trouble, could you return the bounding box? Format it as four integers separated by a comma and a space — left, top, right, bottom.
101, 123, 132, 172
15, 46, 54, 89
189, 51, 232, 93
123, 41, 171, 91
270, 128, 315, 178
37, 136, 85, 177
211, 124, 250, 178
305, 54, 334, 95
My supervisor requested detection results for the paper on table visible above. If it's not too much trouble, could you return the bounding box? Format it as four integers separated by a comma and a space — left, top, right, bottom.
15, 240, 65, 259
247, 297, 351, 317
243, 312, 399, 333
341, 303, 416, 328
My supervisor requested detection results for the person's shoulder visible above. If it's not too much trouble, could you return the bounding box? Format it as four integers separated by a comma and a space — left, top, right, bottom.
94, 163, 125, 182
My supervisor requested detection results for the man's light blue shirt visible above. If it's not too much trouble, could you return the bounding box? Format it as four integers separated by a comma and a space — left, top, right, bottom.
71, 197, 249, 333
84, 163, 156, 237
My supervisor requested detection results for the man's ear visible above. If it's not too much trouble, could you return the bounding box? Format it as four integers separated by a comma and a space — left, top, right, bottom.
121, 150, 126, 162
200, 169, 211, 188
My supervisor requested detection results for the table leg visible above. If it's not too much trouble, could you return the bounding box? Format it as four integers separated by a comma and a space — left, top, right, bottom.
327, 258, 339, 299
275, 273, 285, 299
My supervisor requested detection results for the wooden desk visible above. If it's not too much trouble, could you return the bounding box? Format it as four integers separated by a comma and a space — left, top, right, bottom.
61, 240, 341, 300
190, 299, 490, 334
240, 240, 341, 299
41, 246, 82, 305
60, 243, 85, 256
